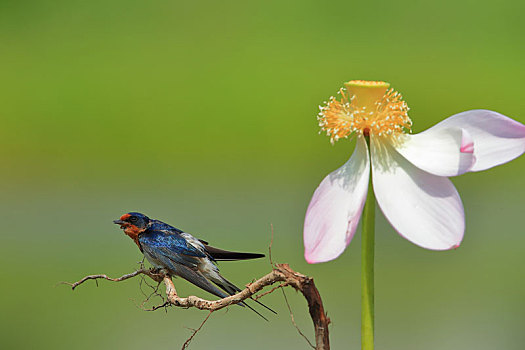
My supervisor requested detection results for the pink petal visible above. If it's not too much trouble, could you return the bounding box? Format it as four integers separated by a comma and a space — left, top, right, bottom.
395, 127, 476, 176
304, 137, 370, 263
430, 110, 525, 171
371, 138, 465, 250
460, 133, 474, 153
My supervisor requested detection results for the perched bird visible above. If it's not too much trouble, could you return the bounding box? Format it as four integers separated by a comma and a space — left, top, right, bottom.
113, 212, 274, 319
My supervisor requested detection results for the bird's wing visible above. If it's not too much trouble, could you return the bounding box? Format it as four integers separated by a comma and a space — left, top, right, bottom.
144, 244, 229, 299
197, 239, 265, 261
138, 231, 227, 298
201, 244, 265, 261
139, 230, 206, 270
173, 264, 229, 299
148, 222, 265, 261
148, 247, 270, 319
142, 228, 206, 257
147, 222, 209, 257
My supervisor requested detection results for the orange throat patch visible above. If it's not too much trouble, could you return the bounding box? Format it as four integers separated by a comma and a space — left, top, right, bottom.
123, 225, 145, 248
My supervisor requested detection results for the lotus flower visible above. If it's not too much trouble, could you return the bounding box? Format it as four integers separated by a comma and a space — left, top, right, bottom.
304, 80, 525, 263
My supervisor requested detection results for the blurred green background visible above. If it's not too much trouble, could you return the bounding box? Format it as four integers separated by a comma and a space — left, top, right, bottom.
1, 0, 524, 349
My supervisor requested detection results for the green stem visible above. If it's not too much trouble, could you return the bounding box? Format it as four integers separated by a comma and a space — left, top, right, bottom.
361, 136, 375, 350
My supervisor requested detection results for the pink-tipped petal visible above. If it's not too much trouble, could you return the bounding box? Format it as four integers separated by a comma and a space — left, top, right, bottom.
394, 127, 476, 176
430, 110, 525, 171
371, 138, 465, 250
460, 131, 474, 153
304, 137, 370, 263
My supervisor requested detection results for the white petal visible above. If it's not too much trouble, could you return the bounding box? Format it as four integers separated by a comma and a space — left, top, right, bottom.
395, 127, 476, 176
371, 138, 465, 250
430, 110, 525, 171
304, 137, 370, 263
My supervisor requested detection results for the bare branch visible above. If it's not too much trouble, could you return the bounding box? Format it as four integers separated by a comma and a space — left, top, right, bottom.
181, 311, 213, 350
281, 288, 315, 349
269, 223, 275, 267
138, 276, 164, 310
143, 301, 171, 312
65, 264, 330, 350
253, 282, 288, 301
60, 268, 164, 290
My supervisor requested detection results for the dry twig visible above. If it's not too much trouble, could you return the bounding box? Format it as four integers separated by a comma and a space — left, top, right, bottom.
181, 311, 213, 350
281, 288, 316, 349
65, 264, 330, 350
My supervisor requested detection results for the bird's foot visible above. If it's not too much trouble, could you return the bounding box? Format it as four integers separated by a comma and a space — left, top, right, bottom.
150, 267, 169, 276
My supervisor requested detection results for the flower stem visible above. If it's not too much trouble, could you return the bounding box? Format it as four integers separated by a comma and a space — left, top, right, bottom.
362, 136, 375, 350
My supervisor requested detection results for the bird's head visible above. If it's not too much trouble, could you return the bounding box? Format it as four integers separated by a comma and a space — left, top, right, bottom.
114, 212, 150, 231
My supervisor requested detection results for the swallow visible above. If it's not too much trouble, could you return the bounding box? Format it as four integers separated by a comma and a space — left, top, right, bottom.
113, 212, 275, 319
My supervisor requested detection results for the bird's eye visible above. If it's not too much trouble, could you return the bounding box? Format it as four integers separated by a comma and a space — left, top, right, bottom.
130, 216, 138, 223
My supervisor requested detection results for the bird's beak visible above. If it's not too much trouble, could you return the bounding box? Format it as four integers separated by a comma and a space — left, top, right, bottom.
113, 219, 125, 225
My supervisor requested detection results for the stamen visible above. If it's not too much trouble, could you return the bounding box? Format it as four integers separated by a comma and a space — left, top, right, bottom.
318, 80, 412, 143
